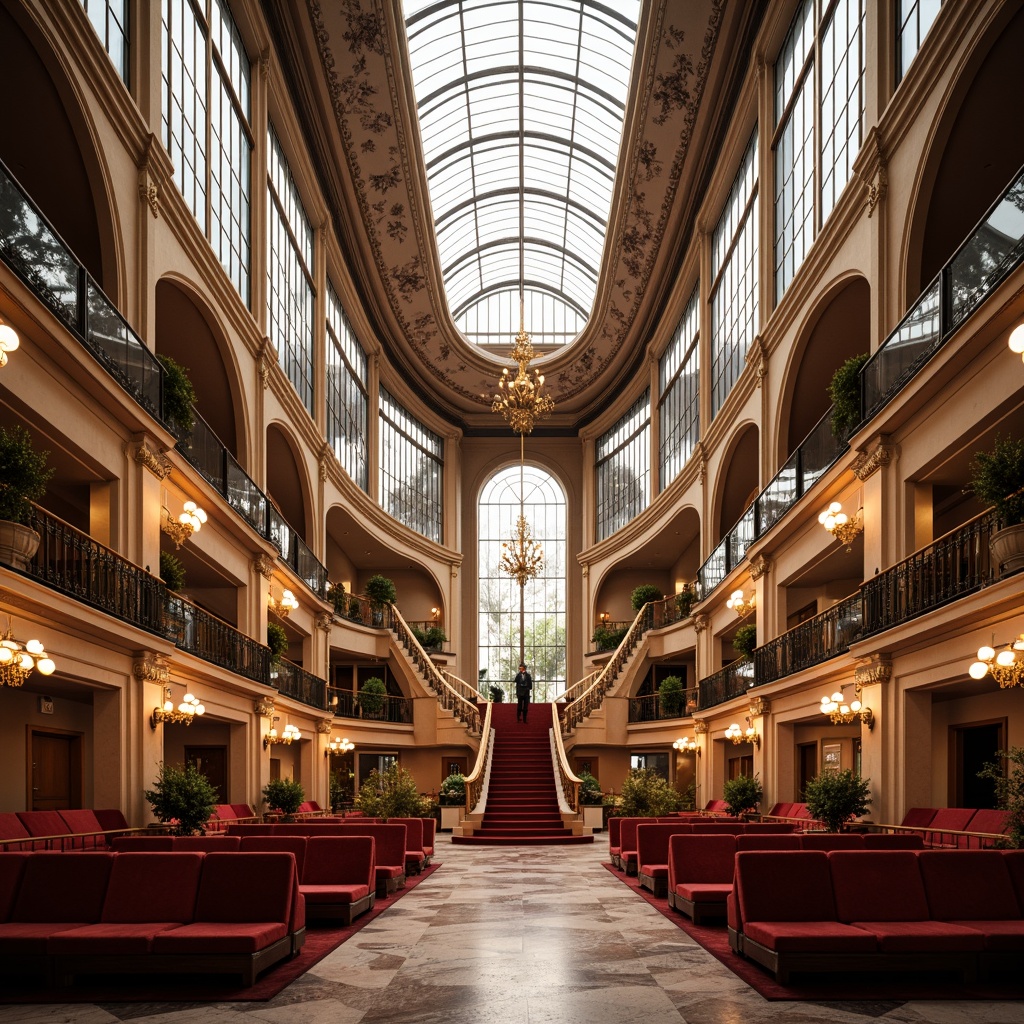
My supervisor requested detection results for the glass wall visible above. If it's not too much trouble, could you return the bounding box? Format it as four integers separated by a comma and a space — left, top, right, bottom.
596, 391, 650, 541
659, 287, 700, 489
81, 0, 128, 83
896, 0, 942, 83
326, 285, 368, 491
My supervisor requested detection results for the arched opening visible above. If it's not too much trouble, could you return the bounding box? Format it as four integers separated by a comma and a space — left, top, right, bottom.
716, 425, 760, 543
266, 424, 311, 544
478, 464, 566, 702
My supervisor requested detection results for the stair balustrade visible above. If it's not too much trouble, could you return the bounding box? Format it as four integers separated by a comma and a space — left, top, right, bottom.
551, 702, 581, 813
463, 700, 494, 818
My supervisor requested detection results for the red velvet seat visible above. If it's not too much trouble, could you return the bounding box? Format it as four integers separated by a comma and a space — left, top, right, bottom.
111, 836, 175, 851
57, 809, 107, 848
238, 835, 309, 877
288, 823, 406, 897
924, 808, 976, 846
799, 833, 864, 850
862, 832, 924, 849
964, 808, 1010, 844
301, 836, 376, 923
636, 823, 695, 897
225, 823, 277, 835
667, 833, 736, 923
172, 835, 241, 852
388, 818, 426, 874
0, 812, 33, 850
608, 817, 622, 868
736, 834, 801, 851
16, 810, 71, 848
741, 822, 797, 834
899, 807, 938, 828
421, 817, 436, 859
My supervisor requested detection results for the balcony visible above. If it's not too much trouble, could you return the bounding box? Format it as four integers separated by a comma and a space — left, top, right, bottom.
272, 657, 328, 711
628, 689, 698, 723
327, 686, 413, 724
696, 659, 755, 712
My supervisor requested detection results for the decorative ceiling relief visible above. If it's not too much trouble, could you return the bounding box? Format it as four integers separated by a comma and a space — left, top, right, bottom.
306, 0, 726, 423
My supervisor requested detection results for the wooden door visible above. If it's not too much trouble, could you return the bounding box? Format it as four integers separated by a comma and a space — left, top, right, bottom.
185, 746, 228, 803
28, 730, 82, 810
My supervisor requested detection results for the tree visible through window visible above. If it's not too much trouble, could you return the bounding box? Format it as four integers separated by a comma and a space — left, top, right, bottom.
479, 465, 566, 702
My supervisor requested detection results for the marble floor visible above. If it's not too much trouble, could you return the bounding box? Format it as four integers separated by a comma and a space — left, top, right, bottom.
2, 835, 1023, 1024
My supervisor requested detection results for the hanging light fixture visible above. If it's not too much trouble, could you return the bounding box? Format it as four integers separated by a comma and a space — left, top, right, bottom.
0, 622, 56, 687
819, 682, 874, 729
968, 634, 1024, 688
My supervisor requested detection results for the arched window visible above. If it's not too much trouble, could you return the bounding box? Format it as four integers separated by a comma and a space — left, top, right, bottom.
479, 465, 566, 701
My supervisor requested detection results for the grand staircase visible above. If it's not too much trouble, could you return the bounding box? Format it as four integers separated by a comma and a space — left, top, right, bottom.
452, 703, 593, 846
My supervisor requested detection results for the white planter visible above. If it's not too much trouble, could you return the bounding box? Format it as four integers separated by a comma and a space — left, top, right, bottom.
990, 522, 1024, 575
440, 805, 462, 831
0, 520, 40, 570
582, 805, 604, 832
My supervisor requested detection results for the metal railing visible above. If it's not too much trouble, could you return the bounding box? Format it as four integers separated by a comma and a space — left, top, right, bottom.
551, 701, 581, 814
754, 593, 862, 686
163, 594, 269, 684
555, 670, 599, 705
696, 659, 755, 712
389, 605, 480, 733
627, 689, 699, 723
464, 699, 493, 817
326, 686, 413, 724
273, 657, 328, 711
0, 157, 162, 417
860, 509, 997, 638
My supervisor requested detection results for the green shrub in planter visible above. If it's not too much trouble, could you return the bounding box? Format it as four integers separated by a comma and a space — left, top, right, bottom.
620, 767, 681, 816
348, 597, 363, 620
267, 621, 288, 663
968, 435, 1024, 526
804, 768, 871, 833
722, 773, 763, 817
978, 747, 1024, 848
0, 424, 53, 524
675, 586, 696, 618
329, 581, 347, 614
158, 355, 197, 436
578, 772, 603, 805
355, 761, 426, 818
828, 353, 869, 440
488, 684, 505, 702
357, 676, 387, 716
631, 583, 663, 611
423, 625, 447, 649
159, 549, 187, 592
364, 574, 397, 606
592, 624, 628, 651
144, 761, 218, 835
658, 674, 686, 718
732, 623, 757, 659
438, 772, 466, 806
263, 777, 305, 821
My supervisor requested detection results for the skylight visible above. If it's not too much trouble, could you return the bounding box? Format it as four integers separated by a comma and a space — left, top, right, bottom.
404, 0, 639, 348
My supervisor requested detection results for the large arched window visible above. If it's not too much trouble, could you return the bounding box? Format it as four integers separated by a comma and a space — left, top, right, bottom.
479, 465, 566, 701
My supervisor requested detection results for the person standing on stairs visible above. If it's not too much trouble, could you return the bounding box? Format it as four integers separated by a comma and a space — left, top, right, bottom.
514, 663, 532, 723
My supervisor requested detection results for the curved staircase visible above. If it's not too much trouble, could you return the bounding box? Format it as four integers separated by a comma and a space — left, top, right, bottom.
452, 703, 593, 846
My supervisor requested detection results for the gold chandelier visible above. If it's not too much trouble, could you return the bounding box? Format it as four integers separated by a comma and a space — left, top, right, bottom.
0, 624, 56, 687
969, 634, 1024, 688
819, 682, 874, 729
493, 304, 554, 588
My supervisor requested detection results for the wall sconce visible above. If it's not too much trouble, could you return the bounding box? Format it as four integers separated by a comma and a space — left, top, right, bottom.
725, 718, 760, 747
0, 321, 20, 368
969, 634, 1024, 688
818, 501, 863, 552
819, 682, 874, 729
673, 736, 700, 755
151, 686, 205, 728
325, 735, 354, 758
726, 589, 754, 617
598, 611, 610, 624
264, 717, 301, 749
269, 588, 299, 618
430, 607, 439, 622
0, 623, 56, 687
1009, 322, 1024, 364
161, 501, 207, 548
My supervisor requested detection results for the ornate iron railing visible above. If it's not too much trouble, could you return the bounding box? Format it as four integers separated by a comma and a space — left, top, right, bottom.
696, 659, 755, 712
754, 593, 862, 686
273, 657, 328, 710
326, 686, 413, 724
551, 701, 580, 814
627, 689, 699, 723
164, 595, 269, 684
860, 510, 997, 638
464, 699, 493, 817
555, 670, 599, 705
390, 605, 480, 733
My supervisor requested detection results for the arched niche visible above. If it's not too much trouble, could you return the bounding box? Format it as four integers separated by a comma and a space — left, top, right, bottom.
266, 424, 312, 544
0, 4, 114, 295
779, 276, 871, 461
155, 278, 244, 459
715, 424, 759, 543
908, 6, 1024, 299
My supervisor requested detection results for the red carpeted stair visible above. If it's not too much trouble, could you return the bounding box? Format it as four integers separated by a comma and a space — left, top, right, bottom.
452, 703, 594, 846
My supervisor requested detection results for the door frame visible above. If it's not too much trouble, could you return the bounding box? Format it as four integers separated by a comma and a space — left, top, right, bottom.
26, 726, 83, 809
948, 717, 1007, 806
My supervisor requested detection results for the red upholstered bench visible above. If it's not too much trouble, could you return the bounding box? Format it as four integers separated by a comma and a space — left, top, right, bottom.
862, 832, 924, 849
112, 836, 175, 851
300, 836, 376, 924
16, 810, 72, 850
636, 823, 695, 897
226, 823, 278, 836
0, 812, 34, 850
335, 823, 408, 897
56, 809, 108, 849
238, 835, 309, 878
388, 818, 426, 874
608, 817, 622, 868
421, 817, 436, 861
172, 835, 241, 852
735, 833, 801, 851
799, 833, 864, 850
667, 833, 736, 924
618, 817, 682, 876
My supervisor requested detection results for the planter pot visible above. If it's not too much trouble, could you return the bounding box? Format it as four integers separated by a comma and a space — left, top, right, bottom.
0, 520, 40, 571
440, 805, 462, 831
582, 804, 604, 832
989, 522, 1024, 575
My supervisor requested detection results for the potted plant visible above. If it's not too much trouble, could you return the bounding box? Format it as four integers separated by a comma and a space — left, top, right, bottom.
977, 747, 1024, 849
0, 424, 54, 569
592, 624, 628, 651
827, 352, 869, 440
968, 434, 1024, 573
159, 354, 197, 437
328, 581, 347, 615
578, 771, 604, 831
722, 773, 763, 818
631, 583, 663, 611
267, 621, 288, 665
804, 767, 871, 832
488, 684, 505, 702
348, 596, 363, 621
620, 767, 681, 816
423, 625, 447, 651
354, 761, 426, 819
438, 771, 465, 831
262, 777, 305, 822
357, 676, 387, 717
675, 585, 696, 619
364, 574, 396, 625
159, 549, 187, 592
658, 674, 686, 718
144, 761, 218, 835
732, 623, 757, 660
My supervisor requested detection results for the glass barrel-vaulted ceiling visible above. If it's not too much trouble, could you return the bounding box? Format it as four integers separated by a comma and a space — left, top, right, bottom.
403, 0, 639, 349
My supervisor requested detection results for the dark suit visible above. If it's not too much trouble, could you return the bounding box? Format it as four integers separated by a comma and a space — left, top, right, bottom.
514, 669, 532, 722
